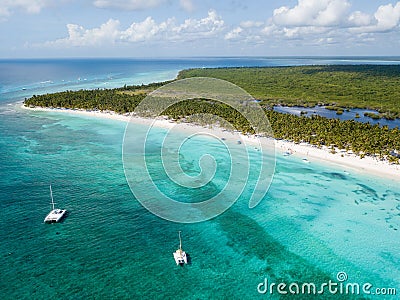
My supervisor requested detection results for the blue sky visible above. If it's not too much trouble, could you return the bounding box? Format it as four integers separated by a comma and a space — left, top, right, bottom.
0, 0, 399, 58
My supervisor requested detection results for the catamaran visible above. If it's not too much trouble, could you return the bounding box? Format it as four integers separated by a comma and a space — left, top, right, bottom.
173, 231, 188, 265
44, 184, 67, 223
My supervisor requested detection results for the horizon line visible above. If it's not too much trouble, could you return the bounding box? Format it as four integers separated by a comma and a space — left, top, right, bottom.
1, 55, 400, 61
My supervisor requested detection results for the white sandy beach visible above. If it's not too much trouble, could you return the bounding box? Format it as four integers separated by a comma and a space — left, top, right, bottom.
21, 104, 400, 180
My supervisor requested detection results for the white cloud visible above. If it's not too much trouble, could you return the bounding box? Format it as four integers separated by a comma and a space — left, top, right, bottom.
93, 0, 166, 10
224, 22, 269, 43
240, 20, 263, 28
273, 0, 351, 27
350, 2, 400, 33
0, 0, 51, 19
224, 20, 266, 41
372, 2, 400, 31
44, 10, 224, 47
224, 27, 243, 40
23, 0, 400, 55
317, 37, 336, 44
252, 0, 400, 46
47, 19, 121, 47
282, 26, 330, 38
120, 17, 170, 42
348, 11, 371, 27
211, 0, 400, 49
271, 0, 400, 34
261, 24, 277, 36
171, 10, 224, 37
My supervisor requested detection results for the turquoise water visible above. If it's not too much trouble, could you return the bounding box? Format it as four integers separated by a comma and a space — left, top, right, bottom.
0, 58, 399, 299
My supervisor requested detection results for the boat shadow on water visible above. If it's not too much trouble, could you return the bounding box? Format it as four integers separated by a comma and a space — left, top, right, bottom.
184, 252, 192, 266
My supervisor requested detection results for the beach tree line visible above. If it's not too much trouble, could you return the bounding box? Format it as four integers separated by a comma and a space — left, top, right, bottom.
24, 66, 400, 163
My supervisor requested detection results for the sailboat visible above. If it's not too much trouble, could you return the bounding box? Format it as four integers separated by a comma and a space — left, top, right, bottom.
173, 231, 188, 265
44, 184, 67, 223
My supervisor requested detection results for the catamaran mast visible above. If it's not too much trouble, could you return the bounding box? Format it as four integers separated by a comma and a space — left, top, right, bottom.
178, 231, 182, 250
50, 184, 55, 210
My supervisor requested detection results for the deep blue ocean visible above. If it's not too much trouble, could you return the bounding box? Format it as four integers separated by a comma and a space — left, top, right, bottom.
0, 57, 399, 299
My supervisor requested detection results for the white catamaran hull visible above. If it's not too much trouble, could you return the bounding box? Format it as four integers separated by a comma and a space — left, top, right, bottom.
44, 209, 67, 223
44, 185, 67, 223
173, 249, 188, 265
173, 231, 188, 265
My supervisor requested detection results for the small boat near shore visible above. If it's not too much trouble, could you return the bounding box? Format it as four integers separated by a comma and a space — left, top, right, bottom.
173, 231, 188, 265
44, 185, 67, 223
283, 148, 293, 156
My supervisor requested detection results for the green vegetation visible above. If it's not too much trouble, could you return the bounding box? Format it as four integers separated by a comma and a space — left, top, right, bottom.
178, 65, 400, 117
25, 81, 171, 114
364, 112, 381, 120
26, 89, 144, 114
336, 110, 344, 115
324, 106, 345, 115
324, 106, 339, 111
266, 111, 400, 164
24, 65, 400, 163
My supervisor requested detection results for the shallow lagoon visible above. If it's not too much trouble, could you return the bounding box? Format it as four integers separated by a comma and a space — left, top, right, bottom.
0, 105, 399, 299
274, 105, 400, 129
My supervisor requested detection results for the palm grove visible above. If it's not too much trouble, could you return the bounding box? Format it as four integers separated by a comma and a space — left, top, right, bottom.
25, 65, 400, 164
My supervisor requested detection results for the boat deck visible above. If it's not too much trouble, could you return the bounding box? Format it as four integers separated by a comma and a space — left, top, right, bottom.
44, 209, 67, 223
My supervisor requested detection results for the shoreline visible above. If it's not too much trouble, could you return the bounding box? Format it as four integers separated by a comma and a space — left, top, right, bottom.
20, 104, 400, 180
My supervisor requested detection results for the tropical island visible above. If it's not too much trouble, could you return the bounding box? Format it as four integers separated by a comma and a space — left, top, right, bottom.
24, 65, 400, 164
